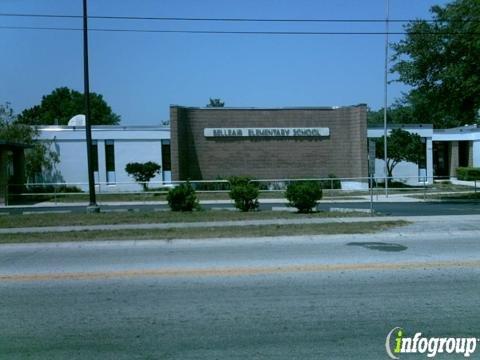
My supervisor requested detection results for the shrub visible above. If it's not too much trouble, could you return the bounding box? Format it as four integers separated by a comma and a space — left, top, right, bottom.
167, 181, 199, 211
228, 177, 259, 212
227, 176, 252, 187
372, 179, 416, 188
7, 184, 83, 205
25, 185, 82, 194
193, 176, 230, 191
125, 162, 161, 191
285, 181, 323, 213
457, 167, 480, 181
256, 180, 285, 190
320, 174, 341, 190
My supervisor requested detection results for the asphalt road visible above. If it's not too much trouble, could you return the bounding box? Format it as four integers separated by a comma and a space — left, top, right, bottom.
317, 201, 480, 216
1, 222, 480, 359
1, 200, 480, 216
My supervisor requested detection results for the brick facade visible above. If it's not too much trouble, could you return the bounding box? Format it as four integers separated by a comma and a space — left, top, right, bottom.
170, 105, 368, 181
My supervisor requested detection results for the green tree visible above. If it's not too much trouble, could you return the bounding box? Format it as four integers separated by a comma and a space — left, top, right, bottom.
375, 128, 424, 178
0, 103, 59, 182
391, 0, 480, 128
17, 87, 120, 125
125, 162, 161, 191
367, 104, 418, 126
206, 98, 225, 108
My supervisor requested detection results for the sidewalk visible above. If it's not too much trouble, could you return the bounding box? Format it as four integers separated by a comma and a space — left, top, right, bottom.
2, 214, 480, 235
0, 193, 434, 210
4, 189, 480, 211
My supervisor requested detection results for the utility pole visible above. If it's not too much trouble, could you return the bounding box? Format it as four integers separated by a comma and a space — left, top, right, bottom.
83, 0, 99, 212
383, 0, 390, 197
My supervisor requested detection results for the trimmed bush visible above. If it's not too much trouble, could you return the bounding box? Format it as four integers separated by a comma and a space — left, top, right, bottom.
6, 184, 83, 205
457, 167, 480, 181
125, 162, 161, 191
320, 174, 341, 190
167, 181, 199, 211
228, 177, 259, 212
285, 181, 323, 213
227, 176, 251, 187
193, 176, 231, 191
25, 185, 82, 194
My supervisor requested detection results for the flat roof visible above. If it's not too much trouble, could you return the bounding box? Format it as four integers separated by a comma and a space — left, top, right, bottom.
0, 140, 31, 148
170, 104, 367, 111
434, 125, 479, 134
36, 125, 170, 132
368, 124, 433, 129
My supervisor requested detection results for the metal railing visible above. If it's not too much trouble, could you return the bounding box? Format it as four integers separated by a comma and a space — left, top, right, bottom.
3, 175, 478, 209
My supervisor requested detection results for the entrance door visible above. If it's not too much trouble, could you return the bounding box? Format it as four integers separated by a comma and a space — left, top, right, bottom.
433, 142, 449, 178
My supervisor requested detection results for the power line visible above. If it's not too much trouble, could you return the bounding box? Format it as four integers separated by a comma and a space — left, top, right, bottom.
0, 12, 458, 23
0, 26, 478, 36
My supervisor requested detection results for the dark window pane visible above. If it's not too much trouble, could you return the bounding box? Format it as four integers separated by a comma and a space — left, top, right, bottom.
418, 139, 427, 168
162, 143, 171, 171
91, 141, 98, 172
105, 140, 115, 172
459, 141, 469, 167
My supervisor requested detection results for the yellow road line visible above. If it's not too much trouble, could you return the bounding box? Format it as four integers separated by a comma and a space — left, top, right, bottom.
1, 260, 480, 282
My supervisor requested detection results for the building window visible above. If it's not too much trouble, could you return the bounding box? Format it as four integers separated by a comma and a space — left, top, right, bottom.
162, 140, 171, 171
6, 151, 14, 179
433, 142, 449, 177
418, 138, 427, 169
92, 141, 99, 183
105, 140, 116, 184
459, 141, 470, 167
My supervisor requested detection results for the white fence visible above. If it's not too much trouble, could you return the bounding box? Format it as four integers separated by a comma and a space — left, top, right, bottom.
3, 175, 478, 207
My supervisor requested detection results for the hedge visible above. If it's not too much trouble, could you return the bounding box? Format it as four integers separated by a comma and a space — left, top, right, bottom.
456, 167, 480, 181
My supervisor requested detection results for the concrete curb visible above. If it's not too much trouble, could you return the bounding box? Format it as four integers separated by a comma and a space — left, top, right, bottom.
1, 228, 480, 250
2, 214, 480, 234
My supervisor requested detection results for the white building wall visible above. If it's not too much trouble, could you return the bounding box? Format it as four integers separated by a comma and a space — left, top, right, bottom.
373, 159, 424, 185
95, 140, 104, 185
37, 126, 170, 192
32, 123, 480, 194
473, 140, 480, 167
426, 138, 433, 183
432, 127, 480, 178
52, 141, 89, 185
368, 126, 434, 185
113, 140, 164, 191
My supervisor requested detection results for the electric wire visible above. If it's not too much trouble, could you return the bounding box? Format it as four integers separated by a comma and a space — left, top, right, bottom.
0, 13, 454, 23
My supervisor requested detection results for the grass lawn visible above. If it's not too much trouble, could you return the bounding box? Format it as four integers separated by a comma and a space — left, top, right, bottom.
15, 190, 366, 203
410, 192, 480, 201
0, 221, 408, 244
441, 192, 480, 200
0, 210, 371, 229
12, 182, 474, 205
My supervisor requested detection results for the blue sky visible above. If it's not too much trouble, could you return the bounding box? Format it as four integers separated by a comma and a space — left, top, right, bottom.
1, 0, 450, 125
